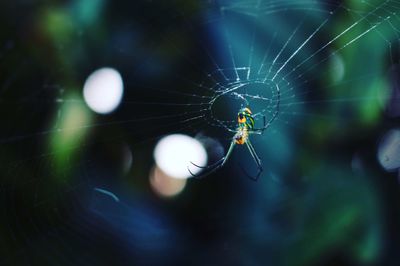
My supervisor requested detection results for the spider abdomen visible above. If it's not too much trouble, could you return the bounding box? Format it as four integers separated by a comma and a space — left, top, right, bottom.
234, 128, 248, 145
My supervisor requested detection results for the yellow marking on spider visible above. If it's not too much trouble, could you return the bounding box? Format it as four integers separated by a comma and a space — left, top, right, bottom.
244, 107, 252, 114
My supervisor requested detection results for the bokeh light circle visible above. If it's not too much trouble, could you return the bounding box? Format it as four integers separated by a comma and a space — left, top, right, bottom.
377, 129, 400, 172
154, 134, 207, 179
150, 166, 187, 198
83, 67, 124, 114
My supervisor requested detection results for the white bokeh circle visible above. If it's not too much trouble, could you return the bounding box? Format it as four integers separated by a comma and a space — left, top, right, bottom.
83, 67, 124, 114
154, 134, 207, 179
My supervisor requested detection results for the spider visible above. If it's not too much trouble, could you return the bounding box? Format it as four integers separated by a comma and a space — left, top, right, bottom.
188, 107, 266, 181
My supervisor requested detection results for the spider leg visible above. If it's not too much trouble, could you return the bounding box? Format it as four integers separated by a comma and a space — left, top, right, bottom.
252, 90, 281, 133
243, 139, 263, 181
188, 159, 224, 179
257, 94, 280, 131
190, 157, 223, 169
249, 115, 267, 134
226, 128, 237, 133
188, 141, 236, 179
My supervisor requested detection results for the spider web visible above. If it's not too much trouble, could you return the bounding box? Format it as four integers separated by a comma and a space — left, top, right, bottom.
0, 0, 399, 264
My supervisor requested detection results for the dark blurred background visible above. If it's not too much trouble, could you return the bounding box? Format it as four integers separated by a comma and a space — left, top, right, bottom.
0, 0, 399, 265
